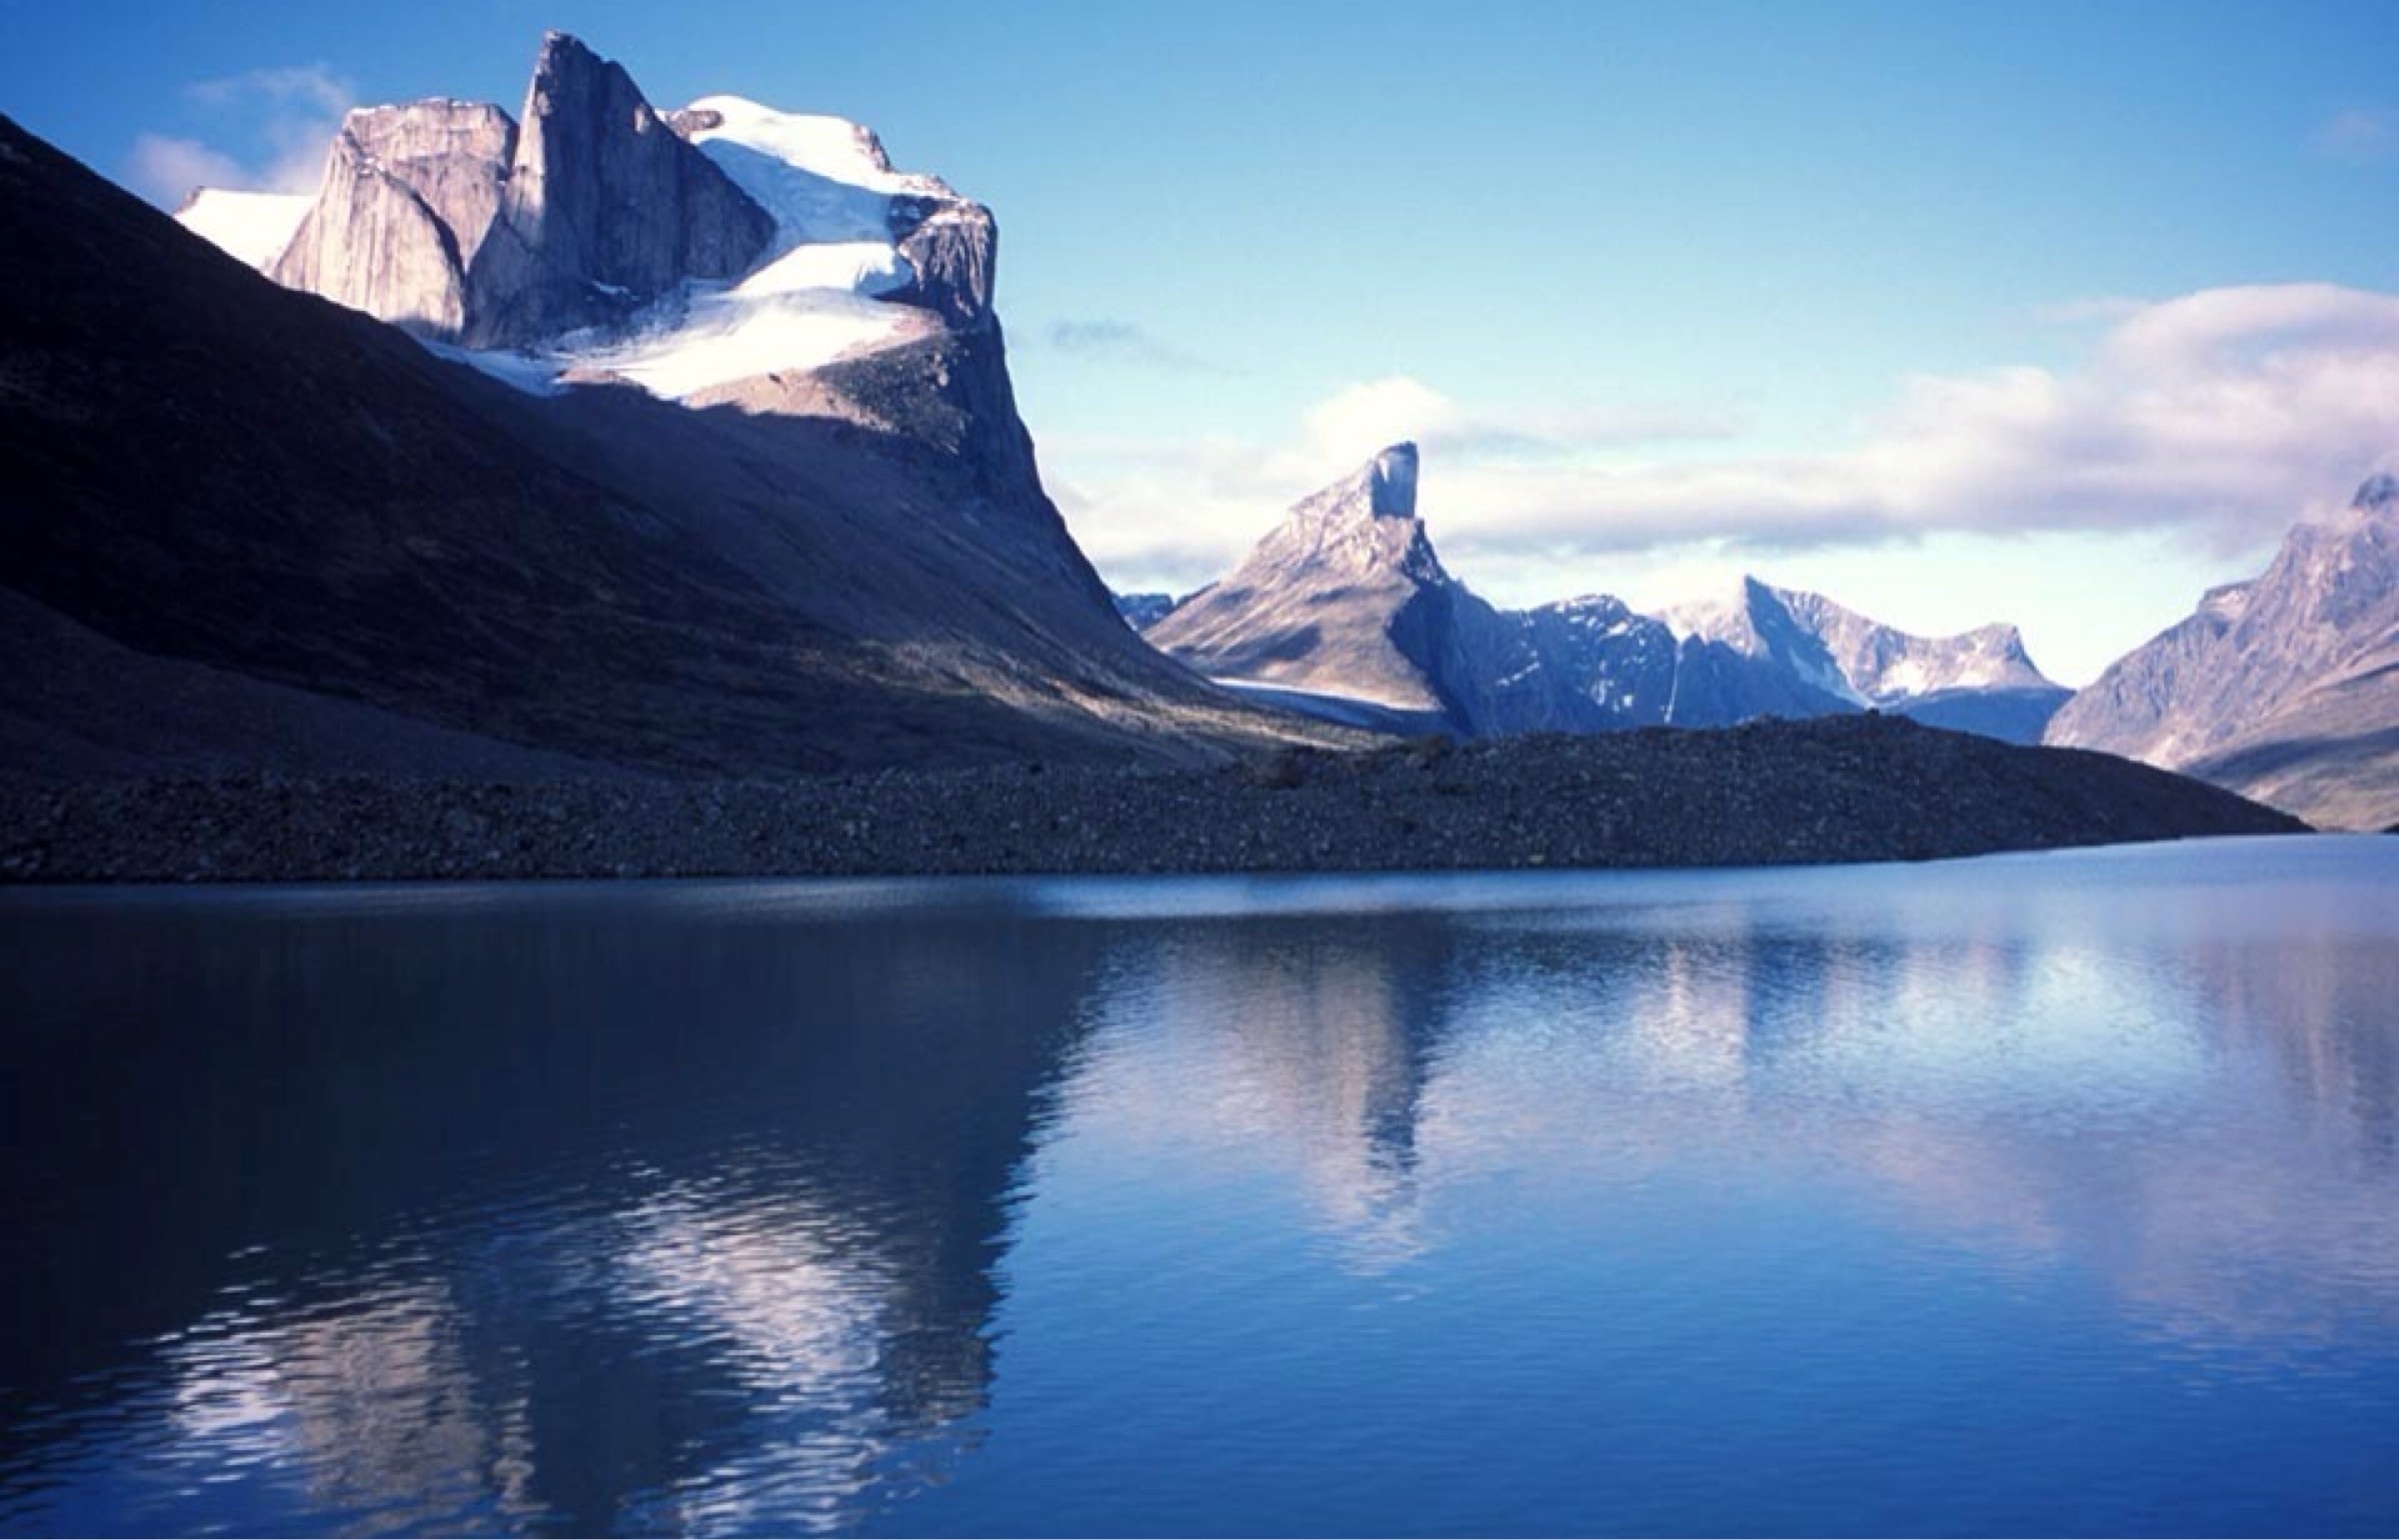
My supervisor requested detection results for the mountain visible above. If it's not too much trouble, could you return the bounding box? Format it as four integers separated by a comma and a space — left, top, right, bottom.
1143, 447, 2062, 742
0, 41, 1315, 778
1146, 445, 1468, 713
1665, 579, 2072, 744
2046, 475, 2399, 828
179, 33, 994, 387
1148, 445, 1700, 735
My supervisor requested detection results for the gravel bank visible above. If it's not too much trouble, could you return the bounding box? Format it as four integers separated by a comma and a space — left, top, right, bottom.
0, 716, 2307, 884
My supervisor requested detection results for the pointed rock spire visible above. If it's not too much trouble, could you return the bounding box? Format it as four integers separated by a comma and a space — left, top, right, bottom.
1142, 444, 1465, 714
461, 32, 775, 346
1266, 442, 1445, 586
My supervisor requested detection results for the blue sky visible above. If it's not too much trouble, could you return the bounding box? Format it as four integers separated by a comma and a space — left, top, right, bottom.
6, 0, 2397, 681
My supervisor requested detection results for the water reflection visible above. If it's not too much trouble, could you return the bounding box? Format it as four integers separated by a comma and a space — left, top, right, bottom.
2, 841, 2397, 1535
0, 893, 1101, 1533
1042, 854, 2399, 1356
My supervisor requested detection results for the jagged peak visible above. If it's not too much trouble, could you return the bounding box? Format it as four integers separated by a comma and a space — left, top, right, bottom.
536, 29, 596, 67
2352, 472, 2399, 513
1284, 443, 1421, 531
1254, 442, 1445, 586
518, 31, 654, 135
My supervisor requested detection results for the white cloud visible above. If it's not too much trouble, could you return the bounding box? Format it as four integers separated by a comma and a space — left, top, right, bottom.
125, 133, 248, 206
1053, 282, 2399, 604
2315, 106, 2399, 163
124, 62, 355, 206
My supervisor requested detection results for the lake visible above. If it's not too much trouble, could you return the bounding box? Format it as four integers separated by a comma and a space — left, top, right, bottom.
2, 836, 2396, 1536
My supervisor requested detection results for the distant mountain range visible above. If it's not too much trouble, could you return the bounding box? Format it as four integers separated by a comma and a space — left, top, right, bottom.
1137, 444, 2072, 745
1134, 445, 2399, 826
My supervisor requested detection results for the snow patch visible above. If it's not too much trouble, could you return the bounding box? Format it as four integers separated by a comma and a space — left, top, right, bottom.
679, 96, 938, 199
741, 240, 912, 298
174, 189, 310, 271
536, 96, 947, 398
581, 281, 907, 399
418, 339, 567, 397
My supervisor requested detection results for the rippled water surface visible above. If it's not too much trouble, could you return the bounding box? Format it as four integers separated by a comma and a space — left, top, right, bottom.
4, 837, 2398, 1535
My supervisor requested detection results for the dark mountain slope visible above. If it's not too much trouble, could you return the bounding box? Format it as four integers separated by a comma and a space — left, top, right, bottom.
0, 115, 1288, 774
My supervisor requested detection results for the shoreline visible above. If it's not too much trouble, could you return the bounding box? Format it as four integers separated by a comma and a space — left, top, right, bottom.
0, 717, 2307, 885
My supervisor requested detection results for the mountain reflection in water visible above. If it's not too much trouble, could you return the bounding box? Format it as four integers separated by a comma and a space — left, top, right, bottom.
2, 839, 2395, 1535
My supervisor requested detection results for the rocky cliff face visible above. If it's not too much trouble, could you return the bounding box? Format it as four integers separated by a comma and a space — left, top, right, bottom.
271, 101, 516, 339
2047, 475, 2399, 826
890, 198, 998, 328
246, 34, 777, 347
192, 29, 1027, 487
462, 33, 774, 346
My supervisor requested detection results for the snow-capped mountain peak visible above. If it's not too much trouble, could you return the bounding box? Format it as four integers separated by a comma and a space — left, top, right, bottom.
171, 33, 995, 404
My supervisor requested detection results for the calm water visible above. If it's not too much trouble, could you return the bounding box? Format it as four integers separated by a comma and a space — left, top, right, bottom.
3, 837, 2397, 1536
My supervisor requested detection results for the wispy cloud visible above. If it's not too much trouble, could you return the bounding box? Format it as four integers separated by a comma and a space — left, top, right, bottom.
124, 61, 355, 206
1042, 319, 1230, 374
125, 134, 249, 207
1054, 282, 2399, 598
2314, 106, 2399, 163
186, 64, 354, 118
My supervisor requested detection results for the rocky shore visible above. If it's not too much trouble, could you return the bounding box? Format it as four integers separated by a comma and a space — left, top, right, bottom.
0, 716, 2308, 884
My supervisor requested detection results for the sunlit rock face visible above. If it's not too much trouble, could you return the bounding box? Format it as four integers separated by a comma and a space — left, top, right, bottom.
250, 34, 779, 348
2049, 474, 2399, 827
460, 32, 776, 347
271, 100, 517, 339
193, 29, 1001, 376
